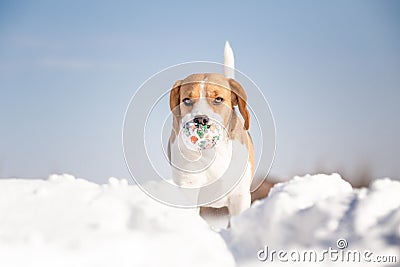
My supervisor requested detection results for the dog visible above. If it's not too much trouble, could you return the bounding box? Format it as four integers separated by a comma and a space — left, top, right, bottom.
168, 42, 254, 219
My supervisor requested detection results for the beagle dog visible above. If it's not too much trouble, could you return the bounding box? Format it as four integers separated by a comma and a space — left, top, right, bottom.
168, 42, 254, 219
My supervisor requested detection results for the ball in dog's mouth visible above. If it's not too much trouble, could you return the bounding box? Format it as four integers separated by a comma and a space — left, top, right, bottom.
181, 119, 223, 151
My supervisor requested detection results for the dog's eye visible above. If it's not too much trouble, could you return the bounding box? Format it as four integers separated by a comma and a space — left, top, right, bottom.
213, 97, 224, 105
182, 98, 193, 106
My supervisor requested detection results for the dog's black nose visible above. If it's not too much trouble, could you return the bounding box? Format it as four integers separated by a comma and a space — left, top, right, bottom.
193, 115, 209, 125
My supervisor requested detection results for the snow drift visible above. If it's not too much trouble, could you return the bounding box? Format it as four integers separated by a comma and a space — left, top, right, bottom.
0, 175, 234, 267
223, 174, 400, 266
0, 173, 399, 267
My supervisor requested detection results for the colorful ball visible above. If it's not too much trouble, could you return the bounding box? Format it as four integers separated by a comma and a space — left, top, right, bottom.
181, 121, 223, 150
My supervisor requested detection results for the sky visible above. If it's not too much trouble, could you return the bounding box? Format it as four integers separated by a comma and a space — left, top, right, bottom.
0, 0, 399, 184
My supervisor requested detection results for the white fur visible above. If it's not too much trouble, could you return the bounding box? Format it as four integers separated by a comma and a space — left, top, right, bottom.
202, 139, 252, 216
171, 131, 232, 188
170, 136, 252, 216
171, 41, 251, 219
224, 41, 235, 79
200, 80, 206, 98
181, 80, 224, 126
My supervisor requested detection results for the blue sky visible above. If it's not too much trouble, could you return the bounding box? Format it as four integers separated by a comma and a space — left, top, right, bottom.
0, 1, 399, 183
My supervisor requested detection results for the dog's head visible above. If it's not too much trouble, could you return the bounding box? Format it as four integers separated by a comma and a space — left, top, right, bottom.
169, 73, 249, 147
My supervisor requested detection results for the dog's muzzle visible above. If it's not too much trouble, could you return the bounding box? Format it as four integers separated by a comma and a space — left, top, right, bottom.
181, 116, 223, 151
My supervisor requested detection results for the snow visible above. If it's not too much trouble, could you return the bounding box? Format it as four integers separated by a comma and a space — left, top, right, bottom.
0, 175, 234, 267
223, 174, 400, 266
0, 173, 399, 267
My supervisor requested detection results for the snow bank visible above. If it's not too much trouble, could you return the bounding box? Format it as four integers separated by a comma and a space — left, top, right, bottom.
0, 173, 399, 267
223, 174, 400, 266
0, 174, 234, 267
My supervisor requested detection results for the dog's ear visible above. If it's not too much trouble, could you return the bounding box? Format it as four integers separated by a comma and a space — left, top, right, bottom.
229, 78, 250, 130
169, 80, 182, 117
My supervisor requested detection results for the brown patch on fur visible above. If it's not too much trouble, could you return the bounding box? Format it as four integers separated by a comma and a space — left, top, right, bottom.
199, 180, 275, 222
248, 136, 255, 179
199, 206, 229, 218
229, 78, 250, 130
169, 80, 182, 144
251, 179, 276, 203
168, 73, 254, 177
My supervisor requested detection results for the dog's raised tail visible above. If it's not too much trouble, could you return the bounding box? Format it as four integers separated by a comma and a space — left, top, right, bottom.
224, 41, 235, 79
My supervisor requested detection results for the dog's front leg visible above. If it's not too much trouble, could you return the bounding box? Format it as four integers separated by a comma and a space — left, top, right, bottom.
227, 193, 251, 217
